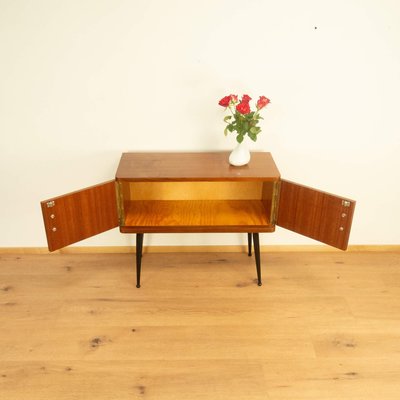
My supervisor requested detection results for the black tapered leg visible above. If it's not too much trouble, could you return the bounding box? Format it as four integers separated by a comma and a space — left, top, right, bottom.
136, 233, 144, 288
247, 233, 252, 256
253, 233, 262, 286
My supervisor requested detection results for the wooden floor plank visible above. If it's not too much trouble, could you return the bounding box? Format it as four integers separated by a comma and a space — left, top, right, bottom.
0, 360, 270, 400
262, 358, 400, 400
1, 251, 400, 399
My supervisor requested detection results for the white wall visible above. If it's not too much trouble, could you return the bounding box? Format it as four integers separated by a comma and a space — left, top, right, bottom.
1, 0, 399, 248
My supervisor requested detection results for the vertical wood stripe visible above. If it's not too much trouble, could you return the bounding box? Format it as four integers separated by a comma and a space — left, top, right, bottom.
277, 180, 355, 250
40, 181, 119, 252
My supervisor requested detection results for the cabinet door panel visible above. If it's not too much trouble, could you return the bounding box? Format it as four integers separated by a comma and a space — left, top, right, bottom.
41, 181, 118, 252
277, 180, 355, 250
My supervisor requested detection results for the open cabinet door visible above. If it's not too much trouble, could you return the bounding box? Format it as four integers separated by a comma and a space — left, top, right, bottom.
41, 181, 119, 252
277, 180, 355, 250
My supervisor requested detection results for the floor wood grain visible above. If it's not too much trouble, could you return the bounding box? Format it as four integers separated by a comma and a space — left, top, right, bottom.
1, 251, 399, 399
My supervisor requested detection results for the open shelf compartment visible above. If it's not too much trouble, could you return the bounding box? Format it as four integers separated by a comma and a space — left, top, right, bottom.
117, 180, 279, 233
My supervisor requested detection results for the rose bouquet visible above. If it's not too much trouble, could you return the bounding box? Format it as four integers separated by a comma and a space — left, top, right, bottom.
218, 94, 270, 143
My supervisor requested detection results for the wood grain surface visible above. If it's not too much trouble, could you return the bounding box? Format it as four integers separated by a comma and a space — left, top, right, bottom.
121, 200, 274, 233
1, 251, 399, 399
277, 180, 356, 250
115, 152, 281, 181
41, 181, 119, 252
41, 181, 118, 251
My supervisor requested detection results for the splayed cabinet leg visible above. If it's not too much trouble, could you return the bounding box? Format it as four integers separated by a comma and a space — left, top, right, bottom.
253, 233, 262, 286
247, 233, 252, 256
136, 233, 144, 288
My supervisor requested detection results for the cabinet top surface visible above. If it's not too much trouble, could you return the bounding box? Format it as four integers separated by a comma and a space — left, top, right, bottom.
116, 152, 280, 181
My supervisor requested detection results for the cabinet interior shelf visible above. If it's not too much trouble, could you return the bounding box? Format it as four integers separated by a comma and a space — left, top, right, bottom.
119, 200, 274, 233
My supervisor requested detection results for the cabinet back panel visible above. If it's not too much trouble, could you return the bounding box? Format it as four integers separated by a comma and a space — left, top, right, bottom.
125, 181, 263, 201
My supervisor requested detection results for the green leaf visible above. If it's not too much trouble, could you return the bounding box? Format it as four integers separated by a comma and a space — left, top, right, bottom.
248, 132, 257, 142
237, 134, 244, 143
223, 115, 232, 122
224, 126, 229, 136
250, 126, 261, 134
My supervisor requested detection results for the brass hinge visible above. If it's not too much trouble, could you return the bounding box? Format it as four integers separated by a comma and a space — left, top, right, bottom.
46, 201, 55, 208
342, 200, 351, 207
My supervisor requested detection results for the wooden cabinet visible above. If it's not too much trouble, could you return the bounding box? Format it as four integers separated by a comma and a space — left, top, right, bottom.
115, 152, 280, 234
41, 152, 355, 286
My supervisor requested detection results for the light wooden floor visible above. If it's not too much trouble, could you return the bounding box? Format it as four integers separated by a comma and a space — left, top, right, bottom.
1, 250, 400, 399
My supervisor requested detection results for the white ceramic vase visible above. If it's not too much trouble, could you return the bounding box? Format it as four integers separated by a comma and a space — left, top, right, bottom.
229, 141, 251, 166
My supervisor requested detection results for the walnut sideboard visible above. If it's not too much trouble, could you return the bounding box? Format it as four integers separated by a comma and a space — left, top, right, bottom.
41, 152, 355, 287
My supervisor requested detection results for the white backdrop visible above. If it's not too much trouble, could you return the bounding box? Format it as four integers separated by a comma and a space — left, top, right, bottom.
1, 0, 399, 248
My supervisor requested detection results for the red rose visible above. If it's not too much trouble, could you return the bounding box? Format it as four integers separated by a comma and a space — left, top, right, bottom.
218, 95, 232, 107
218, 94, 239, 107
230, 94, 238, 103
236, 101, 251, 115
241, 94, 252, 103
256, 96, 270, 110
